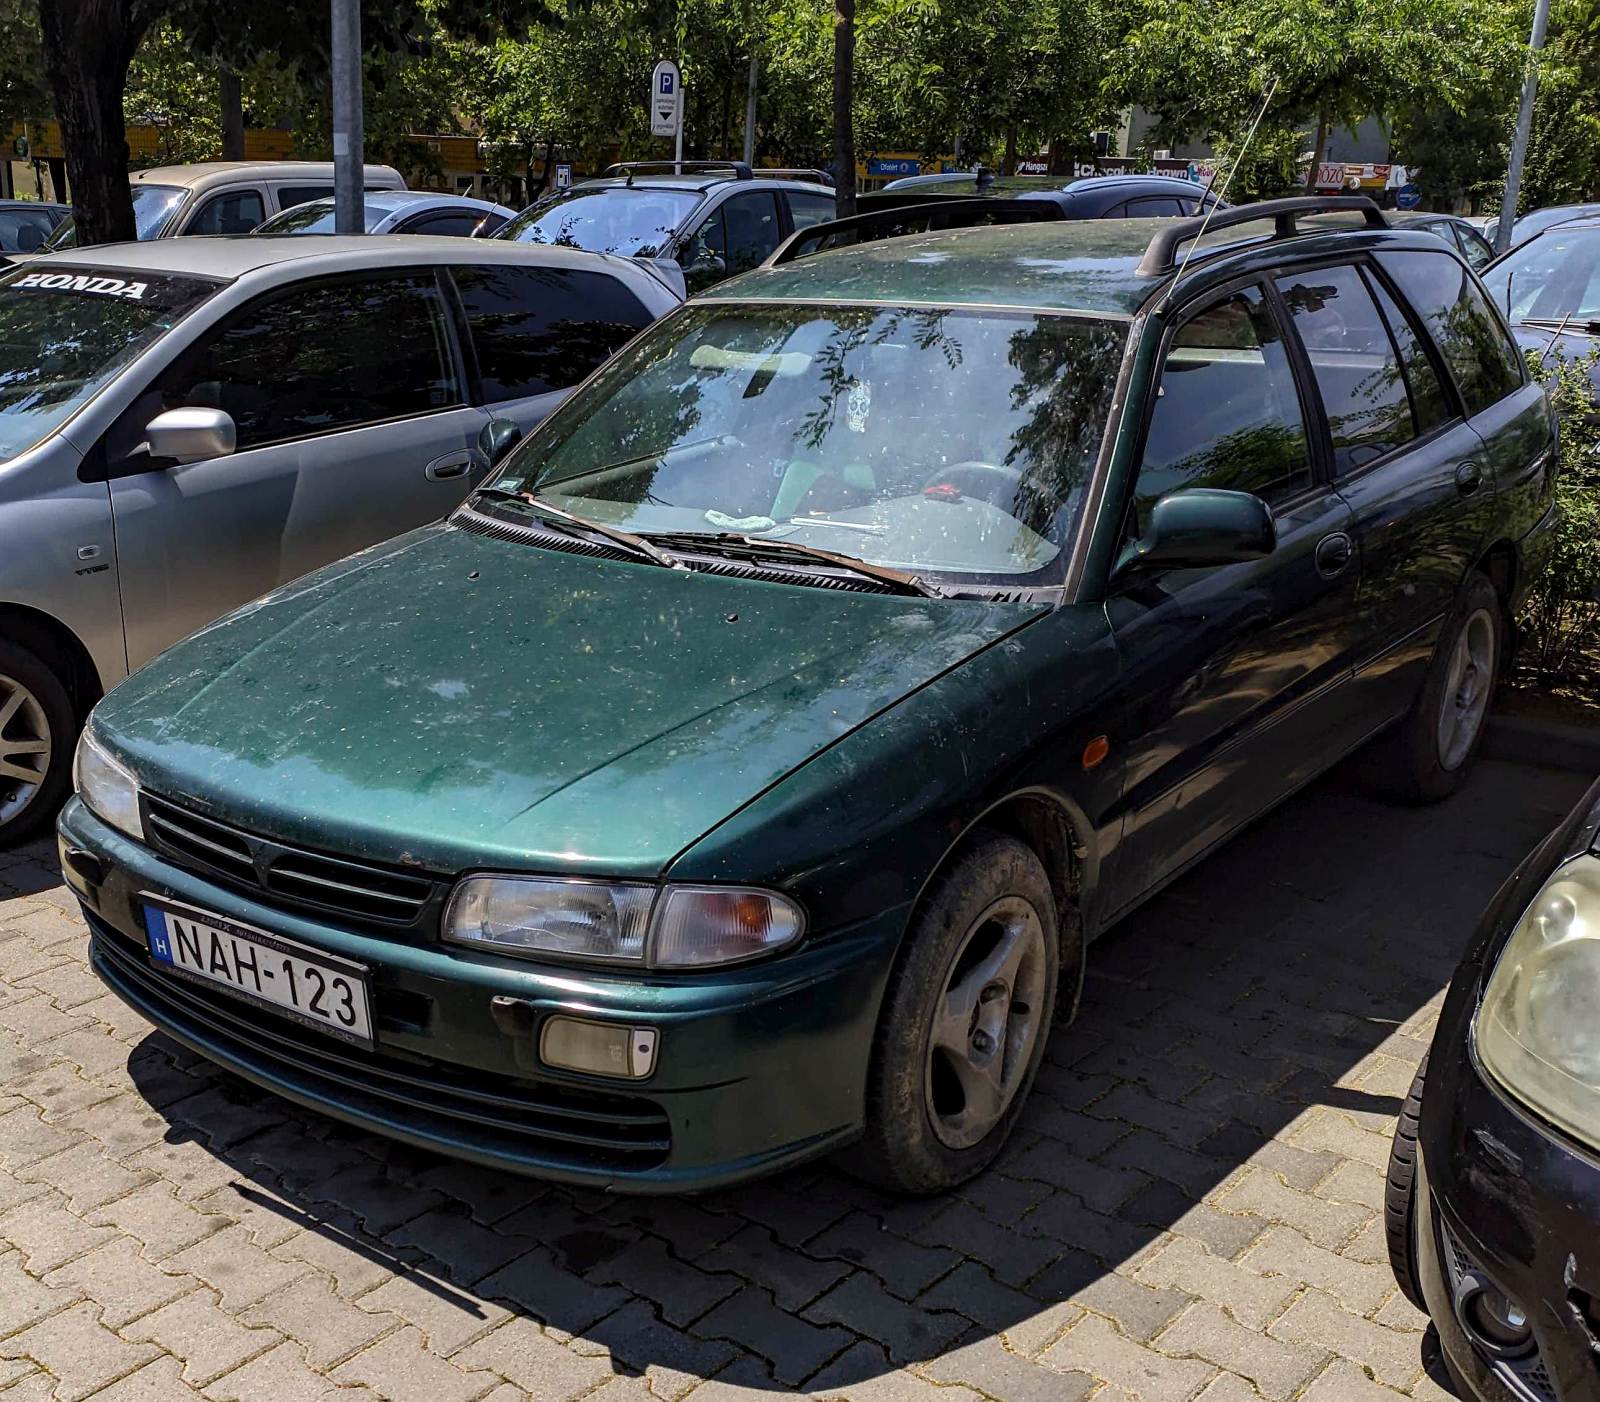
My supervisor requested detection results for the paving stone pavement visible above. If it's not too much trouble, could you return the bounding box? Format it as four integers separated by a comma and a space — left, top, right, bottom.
0, 757, 1588, 1401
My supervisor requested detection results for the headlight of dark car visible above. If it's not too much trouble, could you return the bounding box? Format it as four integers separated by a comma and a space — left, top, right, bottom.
1477, 853, 1600, 1148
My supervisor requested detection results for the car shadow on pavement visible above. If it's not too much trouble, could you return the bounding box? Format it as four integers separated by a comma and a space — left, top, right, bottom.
122, 757, 1589, 1397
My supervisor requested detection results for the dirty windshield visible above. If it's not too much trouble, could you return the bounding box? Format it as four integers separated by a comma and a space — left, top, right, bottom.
496, 188, 698, 257
489, 302, 1127, 587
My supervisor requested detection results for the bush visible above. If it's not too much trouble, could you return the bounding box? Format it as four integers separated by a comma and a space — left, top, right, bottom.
1518, 349, 1600, 693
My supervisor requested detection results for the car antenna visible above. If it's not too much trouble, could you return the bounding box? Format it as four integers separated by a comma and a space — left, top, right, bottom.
1156, 77, 1280, 317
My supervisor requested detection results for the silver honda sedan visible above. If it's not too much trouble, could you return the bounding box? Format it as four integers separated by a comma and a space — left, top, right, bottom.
0, 236, 681, 842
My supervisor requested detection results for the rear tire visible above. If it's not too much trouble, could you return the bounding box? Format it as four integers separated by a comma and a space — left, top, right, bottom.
0, 639, 75, 847
1369, 574, 1501, 803
853, 832, 1060, 1195
1385, 1054, 1429, 1312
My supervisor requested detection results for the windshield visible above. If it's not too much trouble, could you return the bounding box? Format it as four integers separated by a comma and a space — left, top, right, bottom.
0, 265, 217, 463
487, 302, 1128, 587
1481, 225, 1600, 324
496, 188, 699, 256
43, 184, 187, 250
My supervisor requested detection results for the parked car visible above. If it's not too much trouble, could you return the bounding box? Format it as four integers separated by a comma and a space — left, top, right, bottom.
0, 200, 69, 256
63, 197, 1554, 1194
1390, 211, 1496, 270
1386, 777, 1600, 1402
1507, 202, 1600, 251
1478, 214, 1600, 401
253, 191, 516, 238
495, 161, 836, 292
40, 162, 407, 250
873, 170, 1228, 219
0, 236, 679, 842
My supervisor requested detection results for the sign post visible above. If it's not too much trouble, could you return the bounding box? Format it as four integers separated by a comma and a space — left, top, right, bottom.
650, 60, 684, 169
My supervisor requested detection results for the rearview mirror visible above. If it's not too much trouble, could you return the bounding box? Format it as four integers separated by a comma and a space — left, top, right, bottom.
145, 407, 236, 465
1113, 487, 1276, 580
478, 417, 523, 467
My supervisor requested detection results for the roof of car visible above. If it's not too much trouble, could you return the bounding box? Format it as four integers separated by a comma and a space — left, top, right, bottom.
570, 173, 834, 197
0, 200, 67, 211
129, 161, 404, 192
703, 213, 1457, 318
884, 172, 1215, 200
33, 234, 641, 282
273, 191, 510, 217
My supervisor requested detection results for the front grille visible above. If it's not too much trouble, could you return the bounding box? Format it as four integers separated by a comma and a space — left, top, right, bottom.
92, 918, 672, 1174
142, 794, 440, 929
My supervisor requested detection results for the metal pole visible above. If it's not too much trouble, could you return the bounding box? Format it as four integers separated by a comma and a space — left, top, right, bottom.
331, 0, 364, 234
742, 50, 758, 166
674, 72, 685, 172
1497, 0, 1553, 255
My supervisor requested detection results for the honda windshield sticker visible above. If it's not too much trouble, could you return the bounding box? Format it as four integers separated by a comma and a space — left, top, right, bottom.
10, 270, 151, 299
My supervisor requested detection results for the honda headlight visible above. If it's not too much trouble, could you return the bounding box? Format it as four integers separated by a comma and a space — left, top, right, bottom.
72, 728, 143, 841
1477, 853, 1600, 1148
444, 876, 803, 968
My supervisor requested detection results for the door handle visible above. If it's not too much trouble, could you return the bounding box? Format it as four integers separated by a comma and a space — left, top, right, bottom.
1455, 461, 1485, 496
425, 453, 474, 482
1314, 531, 1354, 580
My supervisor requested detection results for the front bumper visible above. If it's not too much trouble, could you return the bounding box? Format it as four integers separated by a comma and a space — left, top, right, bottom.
61, 798, 903, 1192
1416, 1043, 1600, 1401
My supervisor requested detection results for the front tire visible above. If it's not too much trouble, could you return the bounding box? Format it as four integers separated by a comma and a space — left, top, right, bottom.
1374, 574, 1502, 803
1385, 1055, 1429, 1312
855, 832, 1060, 1194
0, 639, 75, 846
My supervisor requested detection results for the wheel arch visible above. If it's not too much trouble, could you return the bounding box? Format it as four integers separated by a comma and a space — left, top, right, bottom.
0, 603, 105, 722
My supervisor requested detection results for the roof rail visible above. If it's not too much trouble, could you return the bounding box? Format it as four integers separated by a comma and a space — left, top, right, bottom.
753, 167, 835, 186
602, 160, 754, 185
1137, 195, 1389, 276
766, 197, 1063, 266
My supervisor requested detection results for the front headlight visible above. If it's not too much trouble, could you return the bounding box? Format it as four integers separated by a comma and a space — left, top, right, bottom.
444, 875, 804, 968
72, 728, 143, 841
1477, 853, 1600, 1148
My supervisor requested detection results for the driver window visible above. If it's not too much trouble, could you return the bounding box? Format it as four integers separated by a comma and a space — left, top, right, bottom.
1132, 285, 1312, 534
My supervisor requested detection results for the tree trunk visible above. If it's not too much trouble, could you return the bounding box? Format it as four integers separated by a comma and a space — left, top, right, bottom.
220, 69, 245, 160
1002, 123, 1017, 176
530, 135, 555, 199
1304, 107, 1330, 192
832, 0, 856, 216
38, 0, 143, 246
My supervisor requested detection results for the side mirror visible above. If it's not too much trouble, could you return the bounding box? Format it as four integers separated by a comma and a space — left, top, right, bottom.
1113, 487, 1276, 580
145, 407, 236, 464
478, 417, 522, 467
684, 253, 728, 285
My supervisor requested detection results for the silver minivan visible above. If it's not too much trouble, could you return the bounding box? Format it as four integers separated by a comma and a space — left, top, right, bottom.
0, 236, 680, 841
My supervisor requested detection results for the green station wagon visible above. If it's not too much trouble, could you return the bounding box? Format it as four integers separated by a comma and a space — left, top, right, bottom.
61, 197, 1557, 1193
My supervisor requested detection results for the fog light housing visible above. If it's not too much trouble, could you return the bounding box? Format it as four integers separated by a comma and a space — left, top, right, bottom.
539, 1016, 659, 1080
1456, 1271, 1535, 1358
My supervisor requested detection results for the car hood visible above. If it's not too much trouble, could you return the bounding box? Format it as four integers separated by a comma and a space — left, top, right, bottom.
94, 522, 1046, 876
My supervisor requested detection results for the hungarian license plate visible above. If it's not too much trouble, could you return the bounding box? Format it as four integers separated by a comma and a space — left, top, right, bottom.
140, 895, 374, 1048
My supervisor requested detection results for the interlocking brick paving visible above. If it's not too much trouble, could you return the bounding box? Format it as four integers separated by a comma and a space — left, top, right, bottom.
1, 757, 1585, 1399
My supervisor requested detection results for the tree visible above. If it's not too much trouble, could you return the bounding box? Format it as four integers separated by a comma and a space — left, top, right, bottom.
1520, 0, 1600, 209
0, 0, 51, 136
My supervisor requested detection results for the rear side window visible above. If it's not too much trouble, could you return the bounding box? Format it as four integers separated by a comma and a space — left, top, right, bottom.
1367, 272, 1451, 436
186, 190, 265, 236
1276, 263, 1416, 474
275, 185, 336, 209
1124, 196, 1185, 217
787, 191, 836, 230
452, 264, 653, 401
1376, 250, 1524, 415
404, 211, 482, 237
155, 273, 461, 450
1135, 284, 1312, 527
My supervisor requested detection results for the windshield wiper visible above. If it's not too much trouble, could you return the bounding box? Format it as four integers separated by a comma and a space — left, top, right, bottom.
641, 531, 944, 598
473, 488, 683, 570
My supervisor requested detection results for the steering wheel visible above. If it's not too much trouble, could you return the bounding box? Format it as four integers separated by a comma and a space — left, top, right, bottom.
923, 460, 1024, 507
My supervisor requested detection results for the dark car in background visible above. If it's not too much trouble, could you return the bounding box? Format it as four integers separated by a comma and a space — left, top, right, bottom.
63, 197, 1556, 1195
495, 161, 836, 292
1387, 778, 1600, 1402
1479, 215, 1600, 400
0, 200, 69, 256
875, 170, 1227, 219
1392, 212, 1496, 270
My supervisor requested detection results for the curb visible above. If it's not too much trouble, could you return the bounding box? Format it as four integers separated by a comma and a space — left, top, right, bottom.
1484, 711, 1600, 774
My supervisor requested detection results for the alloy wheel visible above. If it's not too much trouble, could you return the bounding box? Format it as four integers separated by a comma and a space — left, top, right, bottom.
924, 894, 1048, 1150
1436, 608, 1496, 772
0, 674, 51, 827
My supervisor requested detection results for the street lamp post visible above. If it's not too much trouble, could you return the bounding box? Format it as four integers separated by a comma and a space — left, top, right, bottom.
331, 0, 364, 235
1496, 0, 1553, 255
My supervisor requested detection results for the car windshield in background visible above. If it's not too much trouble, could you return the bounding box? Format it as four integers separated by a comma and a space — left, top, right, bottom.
0, 267, 218, 463
1481, 224, 1600, 325
44, 184, 187, 250
488, 303, 1128, 587
496, 188, 699, 256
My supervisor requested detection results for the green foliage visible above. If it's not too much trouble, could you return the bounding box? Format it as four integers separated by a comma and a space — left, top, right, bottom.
124, 22, 220, 165
1519, 350, 1600, 687
1522, 0, 1600, 210
0, 0, 51, 129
